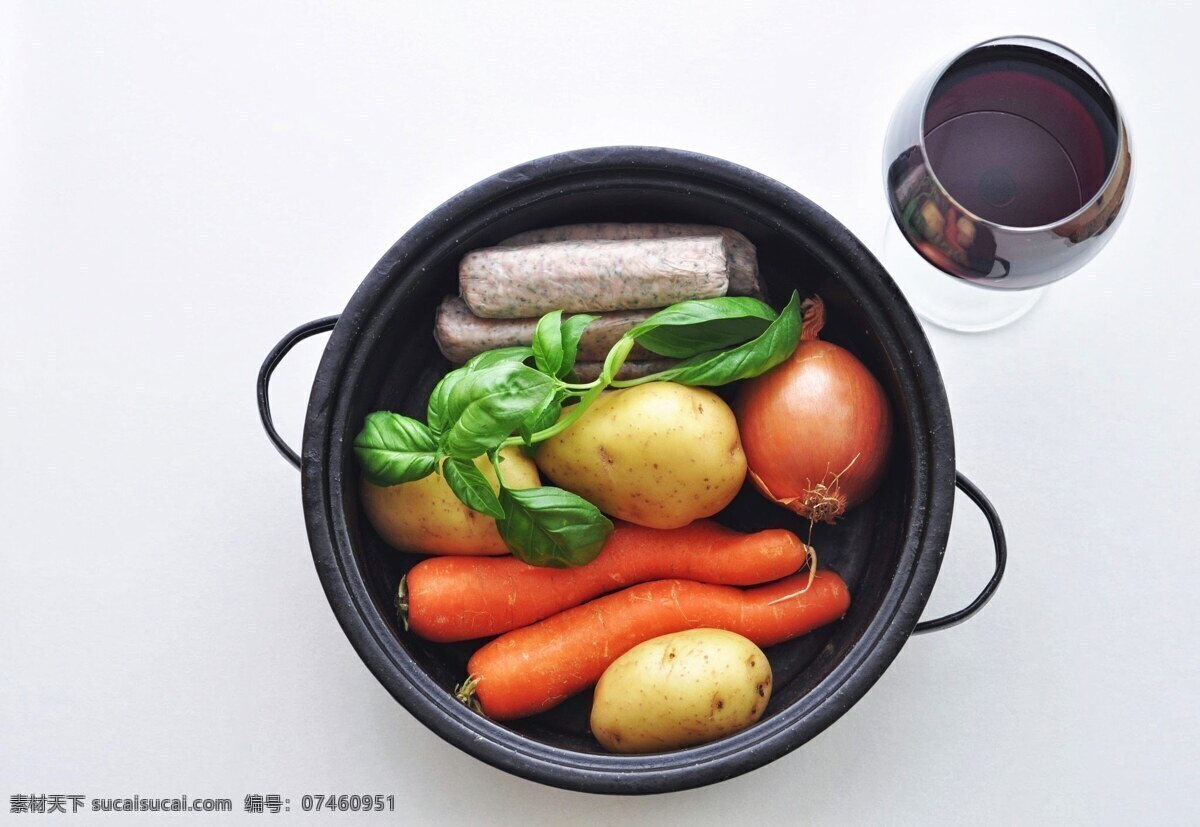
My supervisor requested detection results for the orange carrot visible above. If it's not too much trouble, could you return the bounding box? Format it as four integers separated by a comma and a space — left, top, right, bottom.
404, 520, 809, 643
460, 569, 850, 721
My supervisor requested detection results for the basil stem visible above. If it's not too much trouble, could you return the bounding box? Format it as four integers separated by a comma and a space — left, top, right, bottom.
600, 335, 637, 383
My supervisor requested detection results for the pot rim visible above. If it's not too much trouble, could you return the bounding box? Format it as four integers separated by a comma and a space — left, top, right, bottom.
300, 146, 955, 794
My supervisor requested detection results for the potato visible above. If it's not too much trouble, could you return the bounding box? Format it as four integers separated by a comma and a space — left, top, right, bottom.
534, 383, 747, 529
590, 628, 772, 753
360, 446, 539, 555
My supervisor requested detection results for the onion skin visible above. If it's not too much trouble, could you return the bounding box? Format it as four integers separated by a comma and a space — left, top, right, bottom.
735, 339, 893, 522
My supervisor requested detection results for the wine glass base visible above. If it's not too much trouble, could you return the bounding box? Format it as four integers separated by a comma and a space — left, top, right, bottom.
881, 220, 1044, 332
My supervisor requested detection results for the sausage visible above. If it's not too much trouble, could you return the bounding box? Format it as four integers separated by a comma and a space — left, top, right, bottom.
459, 236, 729, 319
571, 359, 677, 383
434, 297, 655, 364
499, 223, 765, 300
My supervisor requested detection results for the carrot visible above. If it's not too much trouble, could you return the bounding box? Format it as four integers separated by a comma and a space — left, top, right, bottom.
404, 520, 809, 643
459, 569, 850, 721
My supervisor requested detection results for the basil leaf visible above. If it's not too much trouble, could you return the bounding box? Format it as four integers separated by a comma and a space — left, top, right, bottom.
428, 346, 535, 435
628, 297, 776, 358
443, 362, 557, 458
558, 313, 598, 378
531, 310, 564, 377
353, 412, 438, 486
651, 291, 803, 387
517, 394, 563, 446
463, 345, 534, 372
427, 371, 464, 436
442, 457, 504, 519
497, 485, 614, 567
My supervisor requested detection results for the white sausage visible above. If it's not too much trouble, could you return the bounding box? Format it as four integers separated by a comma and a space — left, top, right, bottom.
459, 236, 730, 319
499, 223, 765, 300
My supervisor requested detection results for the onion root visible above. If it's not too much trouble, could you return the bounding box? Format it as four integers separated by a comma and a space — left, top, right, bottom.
748, 453, 860, 524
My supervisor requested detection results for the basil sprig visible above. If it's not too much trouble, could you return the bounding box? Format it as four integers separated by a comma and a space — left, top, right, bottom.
353, 290, 804, 568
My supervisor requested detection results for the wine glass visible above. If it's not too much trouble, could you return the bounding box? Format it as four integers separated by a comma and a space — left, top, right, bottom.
882, 35, 1133, 332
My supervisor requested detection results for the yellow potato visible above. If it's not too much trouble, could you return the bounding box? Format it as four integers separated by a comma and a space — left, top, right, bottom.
534, 383, 747, 529
360, 446, 539, 555
590, 629, 772, 753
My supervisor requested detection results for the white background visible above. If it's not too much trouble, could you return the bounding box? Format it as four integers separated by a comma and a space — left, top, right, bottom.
3, 1, 1198, 824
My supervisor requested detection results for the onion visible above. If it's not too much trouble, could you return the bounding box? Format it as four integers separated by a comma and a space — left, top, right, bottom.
735, 297, 893, 523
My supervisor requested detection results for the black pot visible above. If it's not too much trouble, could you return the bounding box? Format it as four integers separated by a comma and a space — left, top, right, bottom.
257, 147, 1005, 794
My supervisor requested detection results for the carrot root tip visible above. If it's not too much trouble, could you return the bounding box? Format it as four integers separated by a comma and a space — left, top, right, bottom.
454, 674, 482, 714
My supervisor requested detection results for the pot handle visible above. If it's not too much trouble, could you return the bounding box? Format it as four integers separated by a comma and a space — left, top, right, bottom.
912, 471, 1006, 634
257, 315, 341, 469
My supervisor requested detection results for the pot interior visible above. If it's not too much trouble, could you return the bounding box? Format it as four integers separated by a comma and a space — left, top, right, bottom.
335, 171, 916, 754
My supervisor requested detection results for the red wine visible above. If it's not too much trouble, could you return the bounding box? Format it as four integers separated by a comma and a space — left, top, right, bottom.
923, 45, 1118, 228
884, 40, 1131, 289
